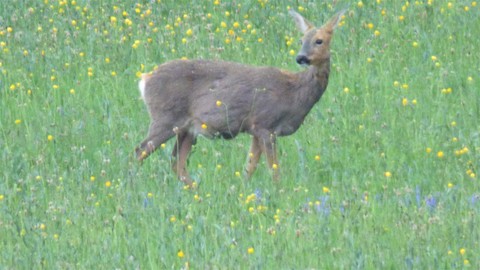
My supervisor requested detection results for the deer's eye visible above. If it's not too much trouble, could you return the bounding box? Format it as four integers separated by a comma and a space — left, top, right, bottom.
315, 39, 323, 45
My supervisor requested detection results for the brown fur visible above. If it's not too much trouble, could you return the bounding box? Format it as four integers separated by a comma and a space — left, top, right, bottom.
135, 10, 344, 186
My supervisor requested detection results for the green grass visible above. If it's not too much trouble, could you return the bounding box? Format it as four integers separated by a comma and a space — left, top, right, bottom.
1, 0, 479, 268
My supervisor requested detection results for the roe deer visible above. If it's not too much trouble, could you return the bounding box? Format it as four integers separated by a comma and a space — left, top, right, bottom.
136, 10, 344, 186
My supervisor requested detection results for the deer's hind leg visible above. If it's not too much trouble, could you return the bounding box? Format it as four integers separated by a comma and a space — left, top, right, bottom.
136, 121, 175, 161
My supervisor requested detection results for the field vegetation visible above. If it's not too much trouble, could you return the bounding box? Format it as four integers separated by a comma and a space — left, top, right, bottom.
1, 0, 479, 268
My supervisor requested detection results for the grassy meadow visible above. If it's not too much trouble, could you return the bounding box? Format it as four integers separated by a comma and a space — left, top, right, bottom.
1, 0, 479, 268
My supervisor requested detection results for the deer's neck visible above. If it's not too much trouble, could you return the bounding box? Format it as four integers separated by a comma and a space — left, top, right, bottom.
295, 60, 330, 105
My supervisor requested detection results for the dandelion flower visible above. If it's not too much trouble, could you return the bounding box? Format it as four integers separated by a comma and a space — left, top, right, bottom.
247, 247, 254, 254
177, 250, 185, 258
437, 151, 444, 158
384, 171, 392, 178
105, 181, 112, 187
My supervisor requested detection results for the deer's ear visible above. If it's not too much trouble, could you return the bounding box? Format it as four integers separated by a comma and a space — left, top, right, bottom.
324, 10, 346, 32
289, 10, 314, 33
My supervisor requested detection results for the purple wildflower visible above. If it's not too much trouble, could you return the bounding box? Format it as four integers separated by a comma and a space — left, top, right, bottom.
315, 195, 330, 217
425, 196, 437, 212
254, 188, 262, 203
415, 186, 421, 208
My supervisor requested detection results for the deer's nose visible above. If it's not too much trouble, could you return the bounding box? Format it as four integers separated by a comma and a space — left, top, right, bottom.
296, 55, 311, 65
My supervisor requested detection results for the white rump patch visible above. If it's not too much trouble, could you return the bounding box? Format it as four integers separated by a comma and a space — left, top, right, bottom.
138, 75, 147, 101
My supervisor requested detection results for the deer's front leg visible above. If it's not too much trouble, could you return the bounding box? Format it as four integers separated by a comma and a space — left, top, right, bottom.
171, 131, 195, 187
257, 131, 279, 180
245, 136, 262, 178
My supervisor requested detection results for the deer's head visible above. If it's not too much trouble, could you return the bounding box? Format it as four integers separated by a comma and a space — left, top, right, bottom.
289, 10, 344, 67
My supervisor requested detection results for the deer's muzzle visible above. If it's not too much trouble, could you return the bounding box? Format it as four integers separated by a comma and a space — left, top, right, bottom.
296, 55, 311, 65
